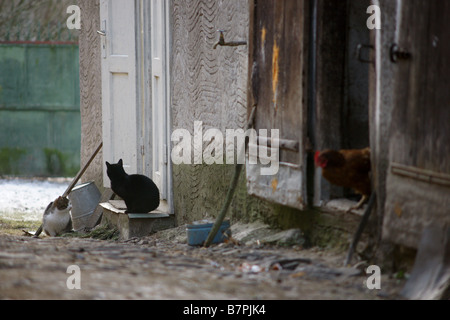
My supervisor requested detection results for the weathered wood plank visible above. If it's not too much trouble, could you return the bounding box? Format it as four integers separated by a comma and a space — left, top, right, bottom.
246, 0, 308, 209
384, 0, 450, 248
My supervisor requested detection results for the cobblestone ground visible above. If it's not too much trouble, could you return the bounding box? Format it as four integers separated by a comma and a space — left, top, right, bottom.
0, 226, 404, 300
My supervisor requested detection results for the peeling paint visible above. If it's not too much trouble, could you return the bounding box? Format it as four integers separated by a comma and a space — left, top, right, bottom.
394, 203, 403, 218
272, 41, 279, 108
261, 27, 267, 48
271, 178, 278, 193
260, 27, 267, 63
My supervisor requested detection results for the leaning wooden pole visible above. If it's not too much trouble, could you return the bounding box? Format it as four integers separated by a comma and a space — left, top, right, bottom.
344, 192, 376, 266
204, 106, 256, 247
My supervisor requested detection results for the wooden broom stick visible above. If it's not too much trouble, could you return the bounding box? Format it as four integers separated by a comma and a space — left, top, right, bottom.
204, 106, 256, 247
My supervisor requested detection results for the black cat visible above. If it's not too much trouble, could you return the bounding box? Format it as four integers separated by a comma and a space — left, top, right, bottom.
106, 159, 160, 213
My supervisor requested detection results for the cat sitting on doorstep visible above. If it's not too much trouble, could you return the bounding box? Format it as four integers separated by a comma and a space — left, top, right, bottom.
42, 196, 73, 236
106, 159, 160, 214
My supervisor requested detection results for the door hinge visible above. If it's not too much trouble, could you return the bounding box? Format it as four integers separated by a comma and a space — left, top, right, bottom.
356, 44, 374, 63
163, 143, 168, 164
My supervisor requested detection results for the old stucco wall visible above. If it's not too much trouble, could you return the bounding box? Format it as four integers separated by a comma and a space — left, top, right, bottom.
78, 0, 103, 189
170, 0, 280, 225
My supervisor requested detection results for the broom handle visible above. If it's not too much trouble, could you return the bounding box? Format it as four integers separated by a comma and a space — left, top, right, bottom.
62, 142, 102, 197
204, 106, 256, 247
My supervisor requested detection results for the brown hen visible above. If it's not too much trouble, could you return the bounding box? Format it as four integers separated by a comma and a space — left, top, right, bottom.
315, 147, 371, 211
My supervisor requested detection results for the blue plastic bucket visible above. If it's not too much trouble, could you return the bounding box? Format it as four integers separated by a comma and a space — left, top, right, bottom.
186, 220, 231, 246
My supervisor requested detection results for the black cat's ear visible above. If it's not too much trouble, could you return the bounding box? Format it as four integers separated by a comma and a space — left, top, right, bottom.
118, 159, 123, 166
106, 161, 110, 167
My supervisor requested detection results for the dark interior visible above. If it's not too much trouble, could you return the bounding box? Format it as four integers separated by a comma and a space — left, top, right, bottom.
314, 0, 371, 202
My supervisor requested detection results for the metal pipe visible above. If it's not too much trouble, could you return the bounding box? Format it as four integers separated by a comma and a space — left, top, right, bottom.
307, 0, 318, 207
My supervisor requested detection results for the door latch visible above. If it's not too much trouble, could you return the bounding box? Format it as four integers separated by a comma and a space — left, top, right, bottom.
99, 20, 106, 59
213, 30, 247, 49
390, 44, 412, 63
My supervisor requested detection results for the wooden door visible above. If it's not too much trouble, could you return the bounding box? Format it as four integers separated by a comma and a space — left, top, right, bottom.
247, 0, 308, 209
100, 0, 138, 187
383, 0, 450, 248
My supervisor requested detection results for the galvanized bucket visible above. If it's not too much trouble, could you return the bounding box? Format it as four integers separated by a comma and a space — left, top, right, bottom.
68, 181, 101, 231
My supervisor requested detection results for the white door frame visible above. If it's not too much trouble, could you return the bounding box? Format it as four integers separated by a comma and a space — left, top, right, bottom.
142, 0, 172, 213
149, 0, 171, 207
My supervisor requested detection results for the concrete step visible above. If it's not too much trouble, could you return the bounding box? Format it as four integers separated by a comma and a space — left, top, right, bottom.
100, 200, 176, 240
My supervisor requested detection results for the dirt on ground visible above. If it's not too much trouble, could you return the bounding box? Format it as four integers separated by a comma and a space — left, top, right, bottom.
0, 224, 405, 300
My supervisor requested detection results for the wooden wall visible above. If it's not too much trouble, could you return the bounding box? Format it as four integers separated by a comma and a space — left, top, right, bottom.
368, 0, 399, 244
382, 0, 450, 248
246, 0, 308, 209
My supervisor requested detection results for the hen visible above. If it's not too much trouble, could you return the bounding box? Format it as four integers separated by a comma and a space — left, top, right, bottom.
315, 147, 371, 211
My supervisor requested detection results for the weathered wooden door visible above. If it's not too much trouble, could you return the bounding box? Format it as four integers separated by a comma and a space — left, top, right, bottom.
247, 0, 308, 209
100, 0, 138, 187
383, 0, 450, 248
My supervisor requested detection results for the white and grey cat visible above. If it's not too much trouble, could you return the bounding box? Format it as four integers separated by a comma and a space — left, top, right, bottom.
42, 196, 73, 236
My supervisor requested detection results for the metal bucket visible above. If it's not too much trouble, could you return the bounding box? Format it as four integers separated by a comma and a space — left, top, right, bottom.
68, 181, 101, 231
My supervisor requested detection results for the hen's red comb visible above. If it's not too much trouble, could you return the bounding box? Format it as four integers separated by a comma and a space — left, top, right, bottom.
314, 150, 320, 163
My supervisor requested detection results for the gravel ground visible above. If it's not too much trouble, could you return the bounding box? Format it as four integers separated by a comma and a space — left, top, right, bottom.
0, 229, 404, 300
0, 178, 405, 300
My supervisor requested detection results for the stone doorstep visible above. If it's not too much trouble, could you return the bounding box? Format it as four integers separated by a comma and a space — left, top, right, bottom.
99, 200, 176, 240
